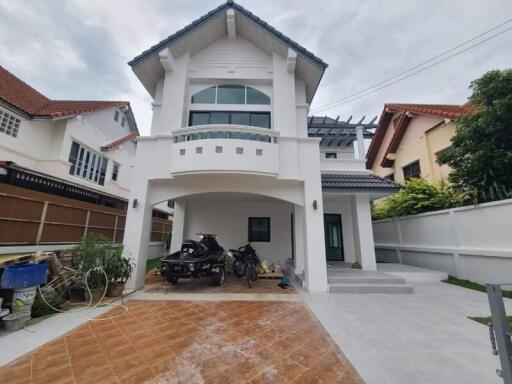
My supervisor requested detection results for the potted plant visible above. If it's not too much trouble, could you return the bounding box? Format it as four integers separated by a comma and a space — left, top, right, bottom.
72, 233, 109, 303
104, 246, 133, 297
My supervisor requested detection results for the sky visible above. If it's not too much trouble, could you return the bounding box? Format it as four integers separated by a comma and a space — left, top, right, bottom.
1, 0, 511, 135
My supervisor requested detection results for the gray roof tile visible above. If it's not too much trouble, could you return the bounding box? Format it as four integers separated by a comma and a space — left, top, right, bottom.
322, 174, 399, 191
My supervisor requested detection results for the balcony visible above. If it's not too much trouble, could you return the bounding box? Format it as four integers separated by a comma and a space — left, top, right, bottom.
169, 125, 279, 176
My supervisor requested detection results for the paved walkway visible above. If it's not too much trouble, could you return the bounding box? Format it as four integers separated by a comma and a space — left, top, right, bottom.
0, 300, 362, 383
302, 282, 512, 384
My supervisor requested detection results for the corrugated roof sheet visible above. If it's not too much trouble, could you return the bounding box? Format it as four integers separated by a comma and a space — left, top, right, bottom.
321, 173, 399, 191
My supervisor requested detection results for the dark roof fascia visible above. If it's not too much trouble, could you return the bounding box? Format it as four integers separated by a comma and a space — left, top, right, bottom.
128, 1, 328, 71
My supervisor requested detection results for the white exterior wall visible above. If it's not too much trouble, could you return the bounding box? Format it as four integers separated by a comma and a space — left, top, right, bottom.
373, 198, 512, 283
184, 199, 293, 265
0, 105, 136, 199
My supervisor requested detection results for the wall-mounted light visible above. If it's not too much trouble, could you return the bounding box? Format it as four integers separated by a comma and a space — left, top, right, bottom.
313, 200, 318, 210
132, 199, 138, 208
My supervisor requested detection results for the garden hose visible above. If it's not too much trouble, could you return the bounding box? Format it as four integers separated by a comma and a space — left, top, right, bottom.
34, 266, 129, 322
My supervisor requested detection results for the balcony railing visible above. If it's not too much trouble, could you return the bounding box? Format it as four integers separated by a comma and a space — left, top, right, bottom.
170, 125, 279, 176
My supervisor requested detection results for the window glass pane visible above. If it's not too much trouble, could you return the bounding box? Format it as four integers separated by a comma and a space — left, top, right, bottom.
68, 142, 80, 175
325, 153, 337, 159
190, 112, 210, 126
231, 112, 250, 126
249, 217, 270, 242
246, 87, 270, 105
250, 113, 270, 128
210, 112, 230, 124
191, 86, 216, 104
217, 85, 245, 104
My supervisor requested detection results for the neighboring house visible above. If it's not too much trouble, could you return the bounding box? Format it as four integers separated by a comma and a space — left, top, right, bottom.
123, 1, 398, 292
0, 65, 138, 204
366, 103, 475, 184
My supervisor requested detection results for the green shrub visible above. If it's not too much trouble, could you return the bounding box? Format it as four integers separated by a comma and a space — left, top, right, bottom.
372, 177, 468, 220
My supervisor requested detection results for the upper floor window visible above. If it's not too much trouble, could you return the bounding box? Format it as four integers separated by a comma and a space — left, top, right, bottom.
325, 152, 337, 159
112, 162, 120, 182
121, 116, 126, 127
68, 141, 108, 186
0, 109, 21, 138
114, 110, 119, 122
403, 160, 421, 180
189, 111, 270, 129
191, 85, 270, 105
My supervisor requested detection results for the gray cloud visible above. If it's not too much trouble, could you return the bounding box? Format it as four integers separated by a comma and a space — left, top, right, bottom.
1, 0, 511, 134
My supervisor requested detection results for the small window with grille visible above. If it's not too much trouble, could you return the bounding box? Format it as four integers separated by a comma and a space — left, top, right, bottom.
0, 109, 21, 138
403, 160, 421, 180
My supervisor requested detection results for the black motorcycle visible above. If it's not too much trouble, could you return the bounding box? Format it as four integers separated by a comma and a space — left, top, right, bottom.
160, 234, 226, 286
230, 244, 260, 288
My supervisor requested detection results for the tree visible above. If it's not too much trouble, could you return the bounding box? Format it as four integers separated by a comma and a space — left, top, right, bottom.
438, 69, 512, 202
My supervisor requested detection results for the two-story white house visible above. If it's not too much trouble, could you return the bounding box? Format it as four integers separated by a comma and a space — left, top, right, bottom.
0, 65, 138, 206
123, 1, 397, 292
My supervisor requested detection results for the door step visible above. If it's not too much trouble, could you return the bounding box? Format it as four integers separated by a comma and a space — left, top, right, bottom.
328, 276, 406, 285
328, 283, 414, 294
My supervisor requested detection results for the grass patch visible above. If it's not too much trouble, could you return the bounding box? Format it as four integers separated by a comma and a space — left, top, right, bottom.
442, 276, 512, 299
146, 258, 161, 273
469, 316, 512, 328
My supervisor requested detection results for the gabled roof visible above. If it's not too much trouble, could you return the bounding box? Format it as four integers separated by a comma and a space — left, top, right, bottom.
101, 132, 139, 152
385, 103, 476, 119
129, 1, 327, 70
322, 173, 399, 192
0, 66, 139, 133
366, 102, 475, 169
129, 1, 327, 103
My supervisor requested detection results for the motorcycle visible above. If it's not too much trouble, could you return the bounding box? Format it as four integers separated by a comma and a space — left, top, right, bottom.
160, 234, 226, 286
229, 243, 260, 288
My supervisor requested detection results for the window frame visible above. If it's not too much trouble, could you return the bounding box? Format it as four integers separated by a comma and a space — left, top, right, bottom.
325, 152, 337, 159
68, 141, 108, 186
189, 111, 271, 129
0, 109, 21, 138
112, 162, 120, 182
248, 217, 271, 242
191, 85, 270, 105
114, 110, 119, 122
402, 160, 421, 180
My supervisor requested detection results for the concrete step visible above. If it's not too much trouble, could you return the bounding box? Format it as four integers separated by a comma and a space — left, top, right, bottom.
328, 276, 406, 285
328, 283, 414, 294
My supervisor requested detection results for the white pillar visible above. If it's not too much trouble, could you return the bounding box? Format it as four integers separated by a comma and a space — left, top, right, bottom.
352, 194, 377, 271
356, 126, 366, 160
124, 183, 153, 290
293, 204, 305, 277
303, 180, 328, 292
170, 201, 186, 253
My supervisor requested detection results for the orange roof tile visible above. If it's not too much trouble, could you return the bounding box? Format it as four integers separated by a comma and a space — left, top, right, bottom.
101, 132, 139, 151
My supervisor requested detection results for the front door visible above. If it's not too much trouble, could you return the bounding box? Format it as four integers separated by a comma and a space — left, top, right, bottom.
324, 214, 344, 261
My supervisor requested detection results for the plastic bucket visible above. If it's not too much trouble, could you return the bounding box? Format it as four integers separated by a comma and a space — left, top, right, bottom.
12, 286, 37, 313
3, 312, 30, 332
1, 262, 48, 289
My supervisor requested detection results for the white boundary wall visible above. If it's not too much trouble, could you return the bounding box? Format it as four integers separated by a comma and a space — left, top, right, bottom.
373, 199, 512, 284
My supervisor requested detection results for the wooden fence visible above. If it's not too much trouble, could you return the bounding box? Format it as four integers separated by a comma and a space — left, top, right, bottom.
0, 184, 171, 245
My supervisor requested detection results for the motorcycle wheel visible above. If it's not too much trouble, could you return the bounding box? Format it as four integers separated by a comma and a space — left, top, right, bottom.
246, 265, 254, 288
212, 268, 225, 286
233, 259, 245, 277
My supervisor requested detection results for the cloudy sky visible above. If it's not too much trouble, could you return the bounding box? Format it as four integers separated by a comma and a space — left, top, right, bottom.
1, 0, 511, 134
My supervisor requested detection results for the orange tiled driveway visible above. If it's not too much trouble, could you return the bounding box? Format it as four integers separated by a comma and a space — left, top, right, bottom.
0, 300, 363, 383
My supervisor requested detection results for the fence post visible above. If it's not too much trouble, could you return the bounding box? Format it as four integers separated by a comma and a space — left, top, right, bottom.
394, 217, 403, 264
83, 210, 90, 238
113, 215, 118, 244
35, 201, 48, 245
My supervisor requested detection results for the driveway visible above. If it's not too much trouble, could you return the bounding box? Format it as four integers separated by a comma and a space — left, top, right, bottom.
0, 299, 363, 383
303, 282, 512, 384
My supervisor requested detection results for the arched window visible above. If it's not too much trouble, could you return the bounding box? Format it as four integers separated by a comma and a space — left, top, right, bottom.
191, 85, 270, 105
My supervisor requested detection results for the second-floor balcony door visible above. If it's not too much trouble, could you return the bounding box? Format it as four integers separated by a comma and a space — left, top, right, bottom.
324, 214, 344, 261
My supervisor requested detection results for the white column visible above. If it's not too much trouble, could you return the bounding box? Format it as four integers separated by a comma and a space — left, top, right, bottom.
352, 193, 377, 271
293, 204, 305, 277
170, 201, 186, 253
124, 182, 153, 290
356, 126, 365, 160
303, 179, 328, 292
